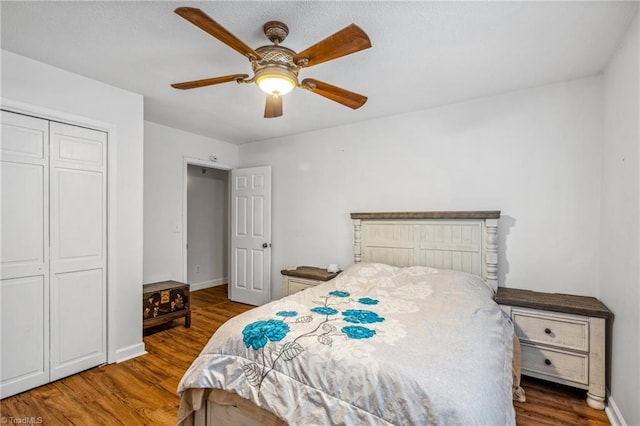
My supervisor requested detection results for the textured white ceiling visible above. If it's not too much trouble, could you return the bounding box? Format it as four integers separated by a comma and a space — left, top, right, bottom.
1, 1, 637, 144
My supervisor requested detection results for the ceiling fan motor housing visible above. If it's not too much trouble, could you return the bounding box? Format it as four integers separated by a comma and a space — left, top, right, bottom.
263, 21, 289, 44
252, 45, 300, 95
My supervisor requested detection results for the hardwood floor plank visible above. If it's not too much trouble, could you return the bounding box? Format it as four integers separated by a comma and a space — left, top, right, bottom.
516, 377, 610, 426
0, 285, 611, 425
94, 393, 148, 425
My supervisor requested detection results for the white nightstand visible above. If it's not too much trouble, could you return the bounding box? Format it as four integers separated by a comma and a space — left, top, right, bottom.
496, 287, 611, 410
281, 266, 340, 296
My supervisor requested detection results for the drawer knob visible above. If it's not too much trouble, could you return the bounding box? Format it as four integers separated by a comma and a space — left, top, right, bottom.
544, 328, 552, 334
544, 358, 552, 366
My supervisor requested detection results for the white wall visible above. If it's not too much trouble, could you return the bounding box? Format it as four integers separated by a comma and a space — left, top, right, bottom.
187, 165, 228, 289
600, 14, 639, 426
240, 77, 603, 300
143, 121, 238, 284
1, 50, 144, 361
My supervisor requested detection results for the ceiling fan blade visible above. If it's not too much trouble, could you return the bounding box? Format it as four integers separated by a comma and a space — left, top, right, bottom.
175, 7, 262, 60
301, 78, 367, 109
171, 74, 249, 90
264, 95, 283, 118
293, 24, 371, 68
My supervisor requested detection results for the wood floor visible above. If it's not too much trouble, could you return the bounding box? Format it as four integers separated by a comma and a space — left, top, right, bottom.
1, 285, 610, 425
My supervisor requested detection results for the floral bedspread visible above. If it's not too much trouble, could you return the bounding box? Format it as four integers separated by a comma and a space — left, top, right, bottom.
177, 263, 515, 425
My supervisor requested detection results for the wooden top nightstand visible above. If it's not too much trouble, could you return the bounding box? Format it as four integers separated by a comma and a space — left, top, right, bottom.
496, 287, 612, 319
281, 266, 341, 296
497, 287, 611, 410
281, 266, 340, 281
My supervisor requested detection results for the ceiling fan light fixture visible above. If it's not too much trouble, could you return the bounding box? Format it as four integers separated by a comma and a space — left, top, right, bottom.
255, 67, 298, 96
171, 8, 371, 118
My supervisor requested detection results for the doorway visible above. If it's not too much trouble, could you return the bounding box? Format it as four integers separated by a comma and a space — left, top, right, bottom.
182, 160, 272, 305
185, 162, 229, 291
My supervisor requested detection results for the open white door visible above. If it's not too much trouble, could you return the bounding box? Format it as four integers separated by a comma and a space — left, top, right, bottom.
230, 166, 271, 305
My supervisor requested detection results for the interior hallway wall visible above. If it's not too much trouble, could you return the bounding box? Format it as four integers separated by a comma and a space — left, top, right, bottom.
187, 165, 228, 290
143, 121, 238, 284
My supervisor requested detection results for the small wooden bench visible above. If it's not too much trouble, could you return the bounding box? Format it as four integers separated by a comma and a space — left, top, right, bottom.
143, 280, 191, 329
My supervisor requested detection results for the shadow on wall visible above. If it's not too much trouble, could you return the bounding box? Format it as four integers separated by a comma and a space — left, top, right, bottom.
498, 215, 515, 287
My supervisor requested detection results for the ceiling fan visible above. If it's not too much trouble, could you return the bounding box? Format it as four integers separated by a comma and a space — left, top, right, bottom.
171, 7, 372, 118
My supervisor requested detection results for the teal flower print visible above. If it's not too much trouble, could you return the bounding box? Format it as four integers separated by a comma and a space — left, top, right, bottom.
342, 309, 385, 324
329, 290, 350, 298
358, 297, 379, 305
276, 311, 298, 317
342, 325, 376, 339
242, 319, 290, 350
311, 306, 339, 316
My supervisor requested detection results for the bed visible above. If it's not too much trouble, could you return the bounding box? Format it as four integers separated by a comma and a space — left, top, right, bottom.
177, 211, 518, 425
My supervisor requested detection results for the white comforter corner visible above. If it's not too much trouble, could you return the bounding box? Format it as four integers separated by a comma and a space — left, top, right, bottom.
178, 263, 515, 425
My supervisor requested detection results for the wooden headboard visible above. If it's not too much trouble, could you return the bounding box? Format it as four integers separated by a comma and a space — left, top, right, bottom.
351, 211, 500, 292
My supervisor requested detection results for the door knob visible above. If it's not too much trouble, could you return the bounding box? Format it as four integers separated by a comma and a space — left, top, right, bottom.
262, 243, 270, 248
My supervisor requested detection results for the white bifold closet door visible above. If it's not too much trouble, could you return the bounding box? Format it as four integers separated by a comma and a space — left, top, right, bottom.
0, 111, 107, 398
0, 112, 51, 396
48, 120, 107, 381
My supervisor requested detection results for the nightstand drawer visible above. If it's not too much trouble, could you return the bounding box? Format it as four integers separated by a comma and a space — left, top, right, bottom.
282, 266, 340, 297
521, 343, 589, 386
287, 278, 317, 295
512, 308, 589, 352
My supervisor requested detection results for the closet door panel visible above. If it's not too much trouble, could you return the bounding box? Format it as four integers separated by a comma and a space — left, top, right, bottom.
49, 122, 107, 381
50, 269, 104, 380
51, 168, 103, 270
0, 111, 50, 398
0, 111, 49, 280
0, 276, 49, 397
0, 162, 46, 277
0, 112, 45, 160
53, 126, 105, 167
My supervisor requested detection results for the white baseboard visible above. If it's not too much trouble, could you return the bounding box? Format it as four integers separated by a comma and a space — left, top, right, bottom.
189, 277, 228, 291
115, 342, 147, 363
606, 394, 627, 426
